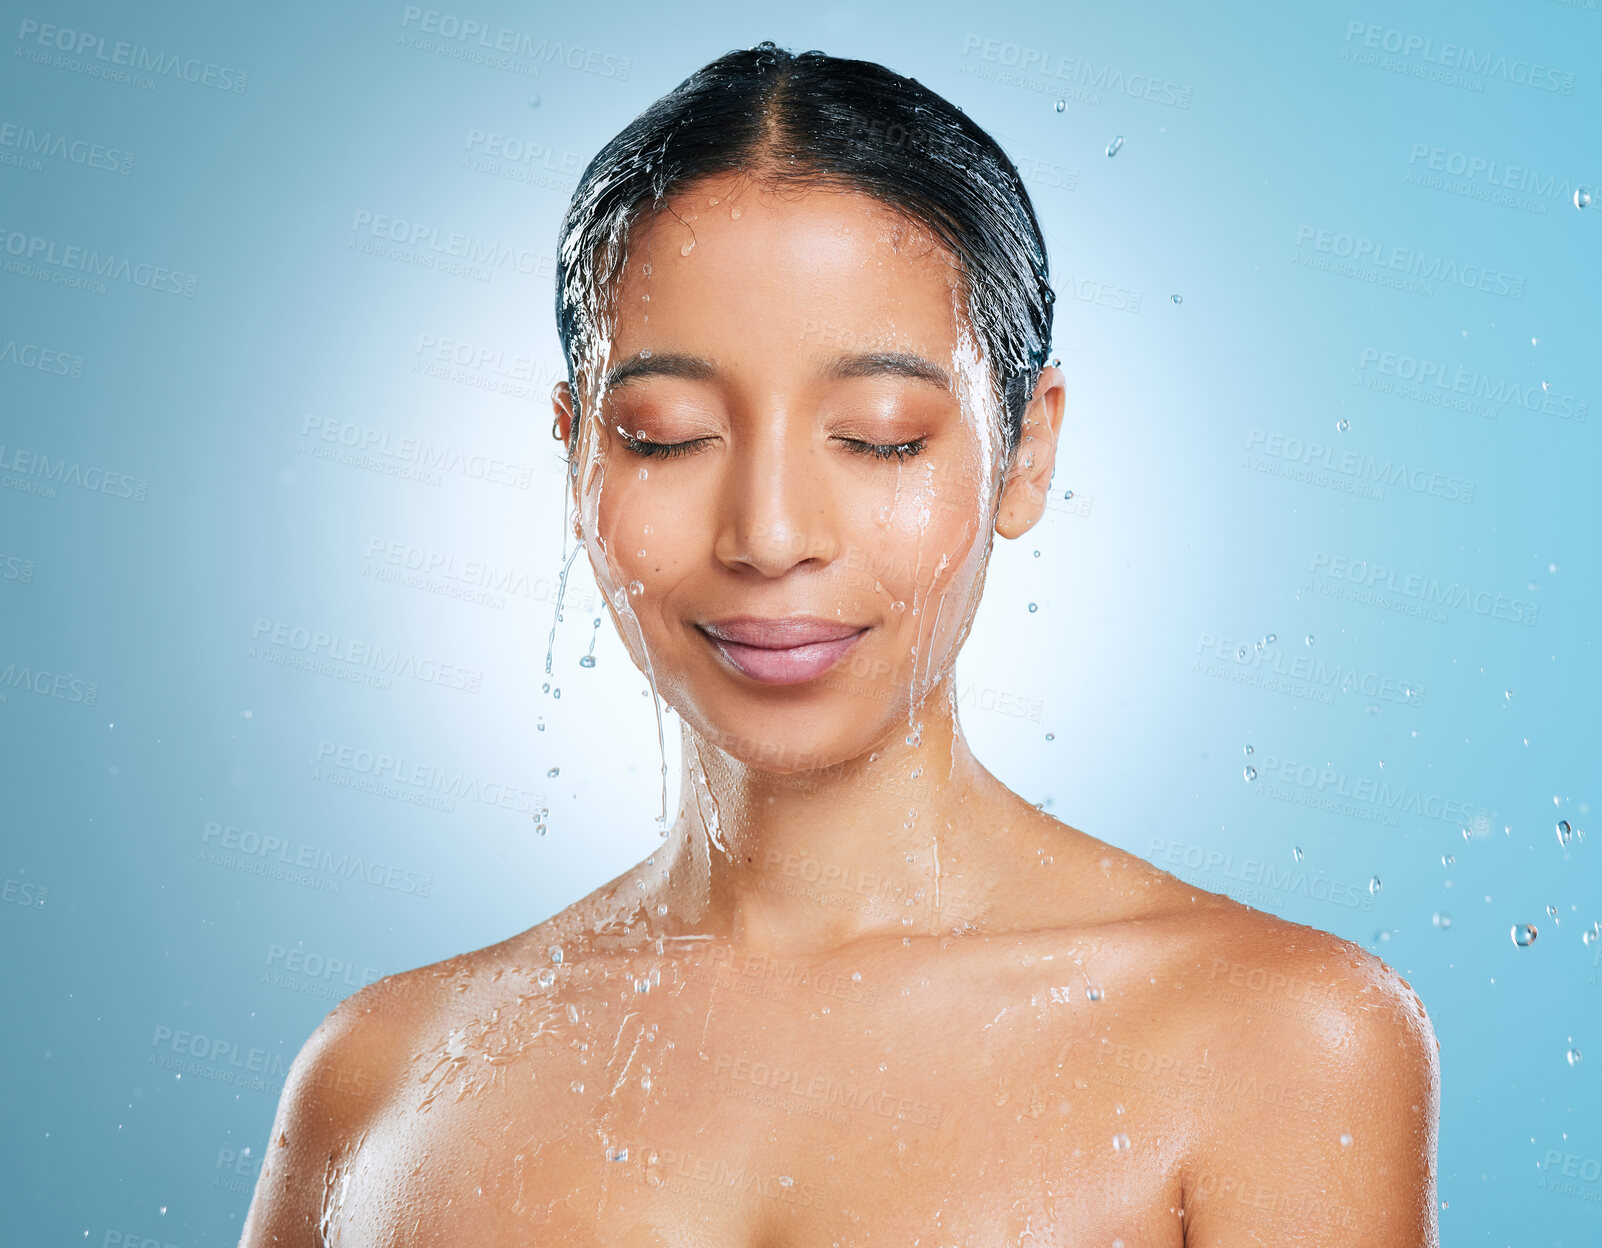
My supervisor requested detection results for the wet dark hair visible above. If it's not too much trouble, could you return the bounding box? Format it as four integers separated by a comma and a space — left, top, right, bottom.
554, 41, 1055, 463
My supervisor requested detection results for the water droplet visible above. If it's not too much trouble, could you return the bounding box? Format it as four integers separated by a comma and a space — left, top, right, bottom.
607, 1147, 628, 1162
1236, 647, 1247, 660
1557, 820, 1573, 846
1547, 904, 1560, 922
1106, 135, 1124, 157
534, 823, 546, 836
1432, 911, 1451, 929
1339, 1133, 1353, 1147
1171, 294, 1182, 304
1033, 549, 1041, 558
1336, 418, 1350, 432
1063, 489, 1074, 500
1243, 766, 1257, 782
1112, 1132, 1130, 1151
1266, 633, 1276, 644
1054, 99, 1066, 113
1304, 634, 1314, 646
679, 238, 695, 257
638, 466, 648, 480
629, 580, 644, 597
730, 204, 743, 219
549, 945, 564, 964
1568, 1048, 1583, 1065
537, 968, 555, 988
1442, 854, 1454, 866
1369, 876, 1382, 895
570, 1080, 584, 1094
527, 94, 541, 108
1576, 187, 1592, 210
578, 655, 596, 669
1087, 986, 1104, 1001
547, 767, 560, 778
1243, 745, 1254, 757
1511, 923, 1538, 947
1292, 846, 1304, 862
1045, 732, 1055, 741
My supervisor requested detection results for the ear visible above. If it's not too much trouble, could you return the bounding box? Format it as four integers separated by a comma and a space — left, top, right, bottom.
550, 380, 575, 445
551, 381, 584, 540
994, 364, 1066, 540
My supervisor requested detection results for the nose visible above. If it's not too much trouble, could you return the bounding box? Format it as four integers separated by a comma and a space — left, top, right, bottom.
712, 413, 839, 577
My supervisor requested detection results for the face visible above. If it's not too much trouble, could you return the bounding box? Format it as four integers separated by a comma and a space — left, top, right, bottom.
552, 175, 1063, 774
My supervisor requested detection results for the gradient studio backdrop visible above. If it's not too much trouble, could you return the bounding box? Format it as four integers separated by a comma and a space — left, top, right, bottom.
2, 0, 1599, 1242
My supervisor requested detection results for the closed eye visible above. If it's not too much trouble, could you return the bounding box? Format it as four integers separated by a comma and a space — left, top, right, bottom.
617, 432, 715, 459
835, 436, 928, 462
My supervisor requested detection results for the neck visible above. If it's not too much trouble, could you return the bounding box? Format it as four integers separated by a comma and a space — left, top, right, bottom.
653, 676, 1019, 956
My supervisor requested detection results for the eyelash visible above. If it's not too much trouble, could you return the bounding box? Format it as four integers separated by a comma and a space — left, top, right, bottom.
837, 436, 927, 463
617, 434, 928, 462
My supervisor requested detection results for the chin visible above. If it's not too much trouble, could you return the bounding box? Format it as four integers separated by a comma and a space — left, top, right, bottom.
677, 682, 912, 775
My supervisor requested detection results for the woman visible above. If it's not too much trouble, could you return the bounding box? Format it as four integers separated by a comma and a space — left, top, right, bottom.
241, 43, 1439, 1247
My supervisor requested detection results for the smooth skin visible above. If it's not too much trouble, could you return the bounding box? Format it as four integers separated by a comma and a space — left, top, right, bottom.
240, 175, 1439, 1247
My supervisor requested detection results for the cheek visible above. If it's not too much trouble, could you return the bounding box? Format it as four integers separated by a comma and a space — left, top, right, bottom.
593, 475, 701, 592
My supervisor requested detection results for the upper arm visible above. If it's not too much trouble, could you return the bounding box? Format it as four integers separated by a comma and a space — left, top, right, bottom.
1181, 943, 1441, 1247
237, 980, 411, 1248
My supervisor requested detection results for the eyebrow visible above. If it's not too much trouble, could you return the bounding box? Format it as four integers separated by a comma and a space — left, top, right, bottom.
601, 350, 953, 392
827, 351, 952, 391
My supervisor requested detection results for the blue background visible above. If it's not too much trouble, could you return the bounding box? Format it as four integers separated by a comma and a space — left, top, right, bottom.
1, 1, 1598, 1243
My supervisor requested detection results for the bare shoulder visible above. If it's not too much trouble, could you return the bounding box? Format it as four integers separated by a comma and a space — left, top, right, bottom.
1125, 873, 1441, 1245
237, 926, 549, 1247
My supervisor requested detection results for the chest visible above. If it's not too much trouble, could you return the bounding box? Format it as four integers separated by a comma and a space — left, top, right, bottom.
330, 957, 1197, 1246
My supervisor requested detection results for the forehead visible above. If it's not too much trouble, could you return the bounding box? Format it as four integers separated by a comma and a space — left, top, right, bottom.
606, 177, 967, 358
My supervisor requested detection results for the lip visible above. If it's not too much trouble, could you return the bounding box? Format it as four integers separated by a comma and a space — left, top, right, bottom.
697, 616, 870, 685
